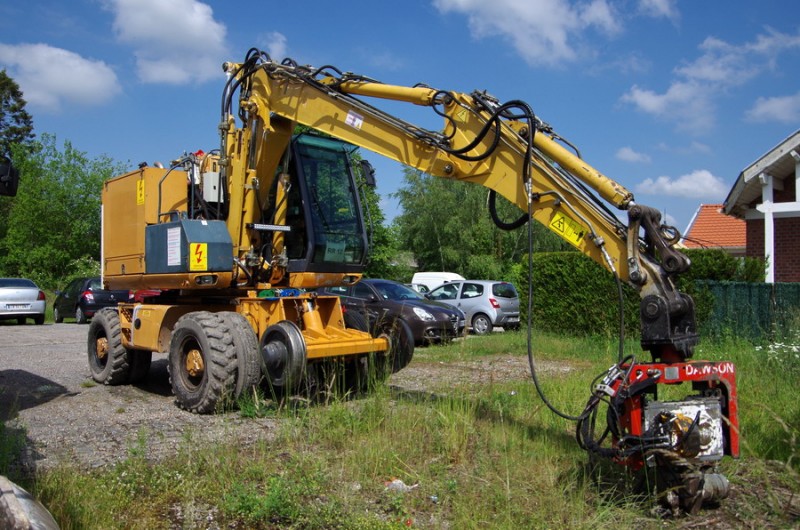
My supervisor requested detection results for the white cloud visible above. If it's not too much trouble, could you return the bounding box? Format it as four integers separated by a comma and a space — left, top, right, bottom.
621, 81, 714, 132
432, 0, 620, 66
0, 43, 121, 112
259, 31, 288, 61
106, 0, 228, 84
635, 169, 728, 199
638, 0, 679, 22
621, 28, 800, 131
616, 146, 651, 163
745, 91, 800, 123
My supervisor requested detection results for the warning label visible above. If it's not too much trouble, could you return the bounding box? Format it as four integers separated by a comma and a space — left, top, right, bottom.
549, 212, 586, 247
190, 243, 208, 271
136, 180, 145, 205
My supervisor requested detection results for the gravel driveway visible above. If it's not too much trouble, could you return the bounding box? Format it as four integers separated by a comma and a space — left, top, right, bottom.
0, 322, 278, 473
1, 321, 546, 475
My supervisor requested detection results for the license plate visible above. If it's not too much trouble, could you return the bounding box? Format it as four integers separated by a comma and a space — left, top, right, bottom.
6, 304, 30, 310
508, 317, 519, 323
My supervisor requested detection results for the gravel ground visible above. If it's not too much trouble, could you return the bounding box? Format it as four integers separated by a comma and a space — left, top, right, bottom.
0, 322, 562, 474
0, 321, 278, 473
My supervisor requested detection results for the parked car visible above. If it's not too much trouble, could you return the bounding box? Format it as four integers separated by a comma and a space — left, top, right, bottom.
319, 279, 466, 345
53, 277, 132, 324
427, 280, 520, 334
0, 278, 46, 325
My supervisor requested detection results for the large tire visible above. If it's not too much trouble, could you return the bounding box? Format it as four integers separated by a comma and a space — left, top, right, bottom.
54, 307, 63, 323
128, 350, 153, 384
343, 309, 371, 394
168, 311, 237, 414
344, 309, 369, 333
76, 306, 88, 324
87, 308, 131, 385
371, 317, 414, 380
471, 313, 492, 335
218, 312, 262, 399
260, 321, 307, 398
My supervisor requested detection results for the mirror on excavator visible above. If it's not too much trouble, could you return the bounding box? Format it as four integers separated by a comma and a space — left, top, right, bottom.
0, 155, 19, 197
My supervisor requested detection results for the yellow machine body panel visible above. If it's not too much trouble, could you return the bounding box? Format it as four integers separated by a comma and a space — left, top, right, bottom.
102, 167, 189, 285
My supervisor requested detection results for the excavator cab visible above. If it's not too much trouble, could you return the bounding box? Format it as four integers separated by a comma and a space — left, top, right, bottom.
265, 134, 370, 283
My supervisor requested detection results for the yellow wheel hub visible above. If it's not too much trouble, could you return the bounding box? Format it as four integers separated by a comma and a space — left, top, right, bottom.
96, 337, 108, 360
185, 348, 204, 377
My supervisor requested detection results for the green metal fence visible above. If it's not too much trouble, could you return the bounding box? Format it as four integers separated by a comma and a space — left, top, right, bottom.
696, 281, 800, 340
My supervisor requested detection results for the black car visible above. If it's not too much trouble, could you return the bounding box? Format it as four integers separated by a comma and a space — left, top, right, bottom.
53, 277, 131, 324
319, 279, 466, 345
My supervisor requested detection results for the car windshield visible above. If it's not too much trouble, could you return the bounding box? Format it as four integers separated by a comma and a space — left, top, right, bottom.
492, 282, 518, 298
0, 278, 37, 288
372, 281, 425, 301
88, 278, 102, 290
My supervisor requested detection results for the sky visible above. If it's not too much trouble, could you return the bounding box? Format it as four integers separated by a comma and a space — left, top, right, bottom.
1, 0, 798, 235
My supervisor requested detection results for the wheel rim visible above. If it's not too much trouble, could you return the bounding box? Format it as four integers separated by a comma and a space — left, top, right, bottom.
179, 337, 205, 389
95, 337, 108, 367
473, 316, 490, 334
260, 321, 306, 392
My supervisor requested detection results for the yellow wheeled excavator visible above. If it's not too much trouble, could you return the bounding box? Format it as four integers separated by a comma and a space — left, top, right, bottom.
91, 49, 738, 514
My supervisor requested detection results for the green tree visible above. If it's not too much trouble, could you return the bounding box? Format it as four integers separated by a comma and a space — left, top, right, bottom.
0, 69, 34, 157
394, 167, 570, 279
0, 135, 125, 288
351, 154, 410, 279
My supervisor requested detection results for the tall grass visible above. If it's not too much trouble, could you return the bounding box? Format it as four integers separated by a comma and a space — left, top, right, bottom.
11, 330, 800, 528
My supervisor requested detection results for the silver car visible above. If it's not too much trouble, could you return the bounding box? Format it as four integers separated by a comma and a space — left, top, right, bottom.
0, 278, 46, 325
428, 280, 520, 334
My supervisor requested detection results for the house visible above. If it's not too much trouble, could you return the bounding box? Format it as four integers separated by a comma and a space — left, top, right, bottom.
682, 204, 746, 257
723, 129, 800, 283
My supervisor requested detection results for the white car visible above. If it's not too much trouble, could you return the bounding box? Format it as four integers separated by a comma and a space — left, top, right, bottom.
0, 278, 46, 325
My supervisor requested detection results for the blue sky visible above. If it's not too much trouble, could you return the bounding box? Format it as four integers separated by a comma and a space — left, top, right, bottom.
1, 0, 798, 234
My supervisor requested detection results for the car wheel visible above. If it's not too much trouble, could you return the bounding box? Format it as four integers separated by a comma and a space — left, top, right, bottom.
54, 307, 63, 323
16, 317, 25, 325
471, 313, 492, 335
34, 315, 44, 325
76, 306, 88, 324
169, 311, 237, 413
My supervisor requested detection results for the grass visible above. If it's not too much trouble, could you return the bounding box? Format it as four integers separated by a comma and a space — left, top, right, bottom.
2, 330, 799, 528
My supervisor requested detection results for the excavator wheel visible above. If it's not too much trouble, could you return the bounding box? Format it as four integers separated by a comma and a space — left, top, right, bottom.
87, 308, 131, 385
260, 320, 307, 399
218, 311, 262, 399
370, 317, 414, 381
168, 311, 237, 413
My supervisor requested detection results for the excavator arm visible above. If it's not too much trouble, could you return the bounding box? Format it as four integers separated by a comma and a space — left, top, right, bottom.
221, 51, 696, 361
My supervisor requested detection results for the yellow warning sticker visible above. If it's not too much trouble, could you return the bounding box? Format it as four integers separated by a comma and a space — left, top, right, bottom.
549, 211, 586, 248
189, 243, 208, 271
136, 180, 145, 205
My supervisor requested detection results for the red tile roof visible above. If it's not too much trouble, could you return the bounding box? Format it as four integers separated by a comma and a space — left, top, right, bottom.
683, 204, 746, 249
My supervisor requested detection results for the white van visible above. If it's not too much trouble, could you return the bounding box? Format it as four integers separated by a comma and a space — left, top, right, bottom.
411, 271, 465, 291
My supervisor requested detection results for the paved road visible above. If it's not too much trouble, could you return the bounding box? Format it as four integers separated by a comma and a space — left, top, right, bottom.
0, 321, 276, 472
